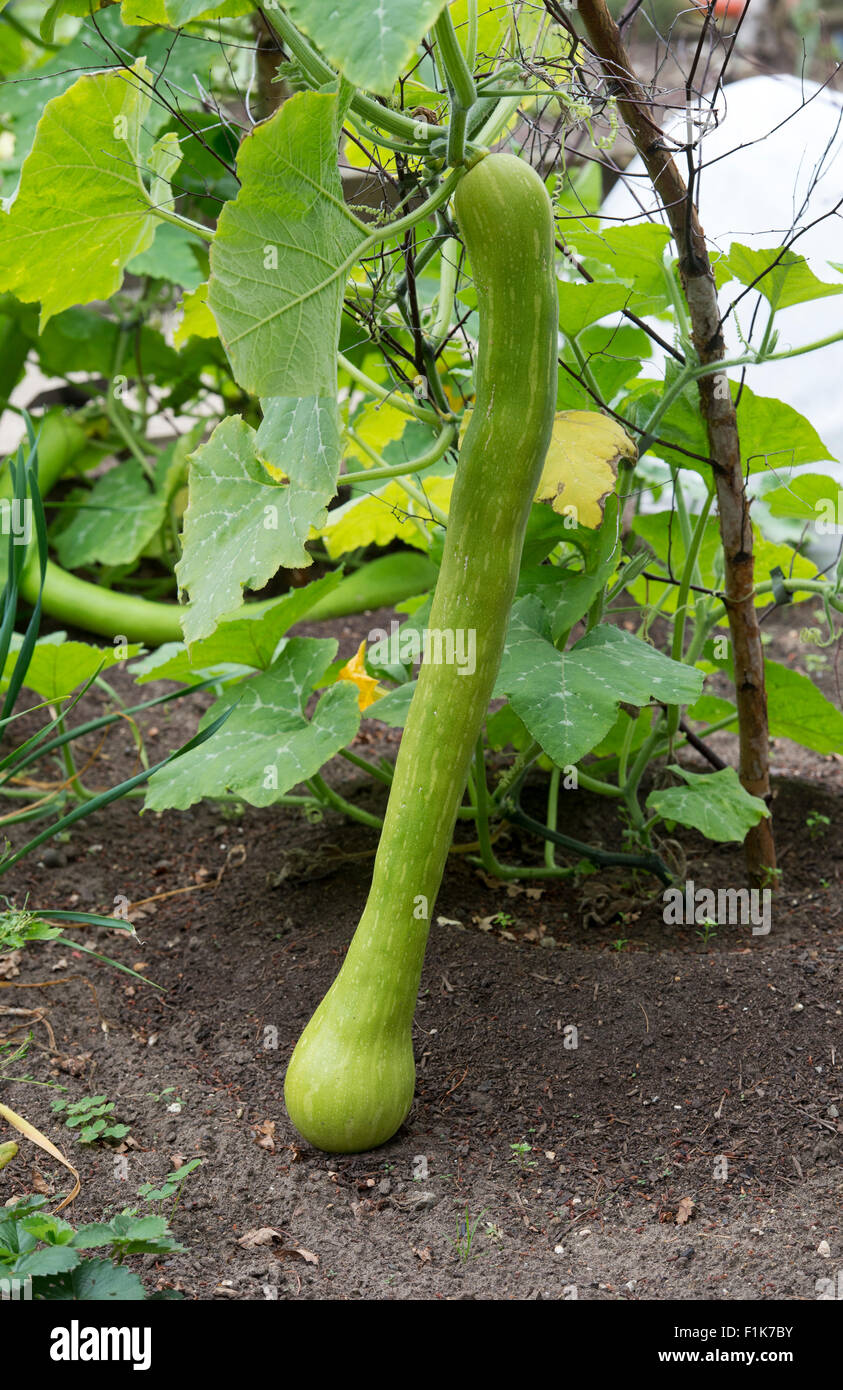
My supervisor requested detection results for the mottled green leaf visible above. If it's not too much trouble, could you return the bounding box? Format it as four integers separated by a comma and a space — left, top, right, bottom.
646, 765, 769, 842
54, 462, 167, 570
176, 415, 329, 645
255, 394, 342, 531
144, 638, 360, 810
495, 600, 702, 766
131, 570, 346, 683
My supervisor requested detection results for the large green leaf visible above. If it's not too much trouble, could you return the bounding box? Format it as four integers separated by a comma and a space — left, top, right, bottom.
255, 394, 343, 537
765, 473, 841, 524
691, 657, 843, 755
121, 0, 252, 21
128, 221, 203, 291
176, 414, 341, 645
0, 10, 196, 194
208, 88, 366, 398
646, 766, 769, 843
12, 1246, 81, 1278
765, 659, 843, 754
628, 377, 835, 474
629, 512, 819, 612
6, 637, 141, 702
556, 280, 631, 339
736, 385, 837, 472
0, 64, 156, 325
713, 243, 843, 310
54, 462, 167, 570
368, 681, 416, 728
564, 223, 673, 315
36, 1257, 147, 1300
144, 638, 360, 811
285, 0, 449, 95
36, 306, 180, 384
494, 600, 702, 766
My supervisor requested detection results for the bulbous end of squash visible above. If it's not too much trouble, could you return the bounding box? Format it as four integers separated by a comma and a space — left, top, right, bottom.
284, 997, 415, 1153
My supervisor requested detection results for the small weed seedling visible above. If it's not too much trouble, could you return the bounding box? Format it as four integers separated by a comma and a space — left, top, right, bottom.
696, 918, 718, 945
806, 811, 830, 840
138, 1159, 202, 1216
451, 1205, 487, 1263
146, 1087, 185, 1110
51, 1094, 130, 1146
509, 1141, 537, 1170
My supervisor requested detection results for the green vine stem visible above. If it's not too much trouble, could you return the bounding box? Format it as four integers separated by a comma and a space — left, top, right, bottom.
342, 423, 456, 487
433, 8, 477, 167
544, 763, 560, 868
432, 237, 461, 347
307, 772, 384, 831
337, 353, 441, 425
345, 427, 449, 527
499, 797, 673, 883
665, 482, 716, 744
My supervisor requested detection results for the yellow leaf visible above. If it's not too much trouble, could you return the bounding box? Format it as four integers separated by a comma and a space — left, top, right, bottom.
534, 411, 637, 528
345, 400, 409, 463
174, 282, 217, 348
318, 476, 453, 558
449, 0, 510, 57
343, 128, 399, 176
337, 641, 385, 711
0, 1101, 80, 1212
444, 381, 471, 413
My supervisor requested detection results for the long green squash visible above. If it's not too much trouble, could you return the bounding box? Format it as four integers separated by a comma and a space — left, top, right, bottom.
284, 153, 559, 1153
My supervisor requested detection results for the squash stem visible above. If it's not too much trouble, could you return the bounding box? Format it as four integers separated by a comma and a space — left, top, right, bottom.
338, 747, 393, 787
544, 764, 560, 869
473, 736, 498, 874
307, 773, 383, 832
433, 9, 477, 168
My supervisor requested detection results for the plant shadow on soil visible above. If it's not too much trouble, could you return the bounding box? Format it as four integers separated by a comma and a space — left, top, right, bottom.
0, 605, 840, 1300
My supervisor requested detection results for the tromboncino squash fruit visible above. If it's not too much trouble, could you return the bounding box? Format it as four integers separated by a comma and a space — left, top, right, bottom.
284, 153, 559, 1152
